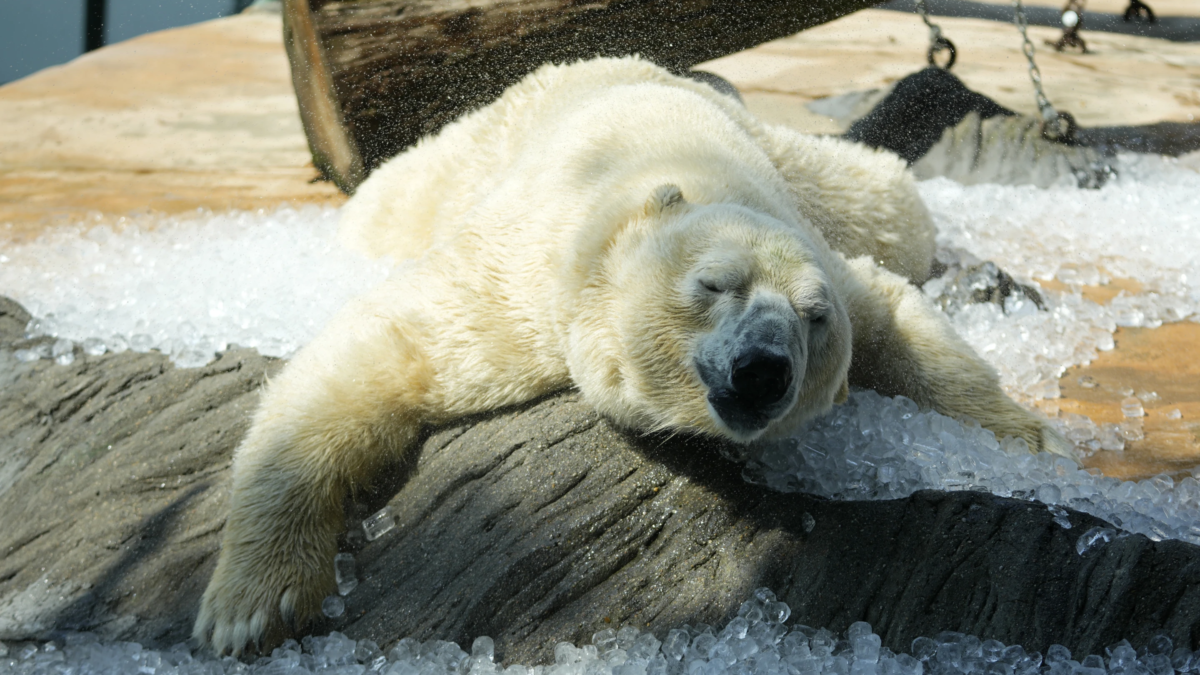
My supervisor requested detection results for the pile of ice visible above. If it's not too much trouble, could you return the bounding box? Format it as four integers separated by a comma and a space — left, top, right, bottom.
3, 589, 1196, 675
917, 153, 1200, 403
743, 389, 1200, 546
0, 206, 393, 367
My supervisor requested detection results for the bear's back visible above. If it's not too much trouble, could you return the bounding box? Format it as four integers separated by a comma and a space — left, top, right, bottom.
336, 57, 800, 265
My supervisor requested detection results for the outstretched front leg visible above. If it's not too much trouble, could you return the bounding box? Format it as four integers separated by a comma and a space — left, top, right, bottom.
835, 256, 1072, 457
195, 275, 565, 655
194, 287, 438, 654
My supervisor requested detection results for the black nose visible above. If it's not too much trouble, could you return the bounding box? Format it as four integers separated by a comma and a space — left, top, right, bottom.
730, 351, 792, 407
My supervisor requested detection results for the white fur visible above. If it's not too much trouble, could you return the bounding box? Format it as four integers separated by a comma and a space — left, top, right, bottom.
195, 57, 1070, 655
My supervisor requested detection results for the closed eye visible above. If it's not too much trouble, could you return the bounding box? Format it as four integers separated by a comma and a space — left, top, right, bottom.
700, 279, 724, 294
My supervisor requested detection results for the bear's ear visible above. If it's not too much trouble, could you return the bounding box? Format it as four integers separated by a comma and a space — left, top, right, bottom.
644, 184, 685, 215
834, 377, 849, 405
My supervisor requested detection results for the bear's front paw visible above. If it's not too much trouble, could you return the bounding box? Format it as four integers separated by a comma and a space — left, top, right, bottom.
194, 541, 334, 655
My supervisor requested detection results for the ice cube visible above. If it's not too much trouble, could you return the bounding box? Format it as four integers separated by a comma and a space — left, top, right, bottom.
52, 338, 75, 365
82, 337, 107, 356
766, 600, 791, 624
1047, 505, 1072, 529
108, 335, 130, 353
130, 334, 155, 353
362, 506, 397, 541
322, 594, 345, 618
13, 348, 40, 363
802, 513, 816, 533
472, 636, 495, 662
593, 629, 617, 654
334, 552, 358, 596
1096, 425, 1125, 452
661, 629, 689, 661
1045, 645, 1072, 665
1120, 398, 1144, 418
1118, 420, 1144, 442
1075, 527, 1117, 555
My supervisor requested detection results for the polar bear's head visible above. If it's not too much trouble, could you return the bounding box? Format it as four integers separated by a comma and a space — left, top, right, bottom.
574, 184, 853, 444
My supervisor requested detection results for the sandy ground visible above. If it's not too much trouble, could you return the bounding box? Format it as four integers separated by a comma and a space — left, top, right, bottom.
1, 4, 1197, 479
0, 11, 342, 243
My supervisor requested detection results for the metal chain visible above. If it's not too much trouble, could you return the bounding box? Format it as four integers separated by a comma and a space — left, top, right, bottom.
916, 0, 956, 69
1012, 0, 1074, 140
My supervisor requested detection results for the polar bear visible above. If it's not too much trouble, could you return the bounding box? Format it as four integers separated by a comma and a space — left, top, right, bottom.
195, 56, 1069, 654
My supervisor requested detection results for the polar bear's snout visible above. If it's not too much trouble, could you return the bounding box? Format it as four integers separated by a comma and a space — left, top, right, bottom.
730, 349, 793, 408
696, 293, 806, 441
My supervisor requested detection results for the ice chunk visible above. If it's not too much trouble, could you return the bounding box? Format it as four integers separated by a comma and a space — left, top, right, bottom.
334, 552, 358, 596
81, 337, 107, 356
322, 594, 345, 618
593, 628, 617, 654
1096, 424, 1125, 452
472, 636, 495, 662
766, 600, 791, 624
107, 335, 129, 354
1076, 527, 1118, 555
1045, 645, 1072, 665
1047, 505, 1072, 529
52, 338, 75, 366
1171, 647, 1194, 672
912, 637, 938, 662
662, 629, 689, 661
129, 334, 155, 353
1166, 409, 1183, 420
13, 348, 41, 363
802, 513, 816, 533
1118, 420, 1145, 442
1121, 398, 1145, 418
363, 506, 397, 541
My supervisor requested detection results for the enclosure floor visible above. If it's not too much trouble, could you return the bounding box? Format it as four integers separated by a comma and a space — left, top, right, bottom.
698, 7, 1200, 134
0, 10, 344, 244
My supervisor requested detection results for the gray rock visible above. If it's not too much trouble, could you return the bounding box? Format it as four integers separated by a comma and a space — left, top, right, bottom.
0, 295, 1197, 661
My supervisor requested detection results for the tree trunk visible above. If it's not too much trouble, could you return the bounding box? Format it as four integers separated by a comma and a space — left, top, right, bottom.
1, 295, 1199, 659
282, 0, 882, 192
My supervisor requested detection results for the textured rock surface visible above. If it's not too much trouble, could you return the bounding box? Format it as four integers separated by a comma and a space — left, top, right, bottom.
1, 294, 1198, 661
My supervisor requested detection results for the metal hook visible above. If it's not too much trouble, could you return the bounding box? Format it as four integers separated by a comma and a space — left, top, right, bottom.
1041, 110, 1078, 143
927, 37, 957, 70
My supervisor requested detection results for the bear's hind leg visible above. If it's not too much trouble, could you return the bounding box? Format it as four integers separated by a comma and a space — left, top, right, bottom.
836, 255, 1073, 458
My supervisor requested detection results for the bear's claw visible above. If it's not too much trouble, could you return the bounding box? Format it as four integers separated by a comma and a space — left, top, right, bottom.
195, 548, 332, 656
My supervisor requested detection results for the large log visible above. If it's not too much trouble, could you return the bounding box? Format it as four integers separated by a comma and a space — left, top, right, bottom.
1, 295, 1199, 659
282, 0, 882, 193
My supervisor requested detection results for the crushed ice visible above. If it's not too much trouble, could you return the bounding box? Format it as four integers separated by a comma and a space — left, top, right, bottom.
0, 206, 393, 367
917, 154, 1200, 406
743, 389, 1200, 545
3, 589, 1196, 675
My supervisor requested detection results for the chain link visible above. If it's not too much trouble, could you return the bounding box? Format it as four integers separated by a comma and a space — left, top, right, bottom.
916, 0, 956, 69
